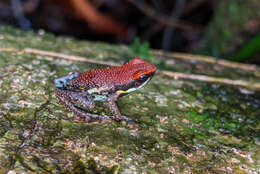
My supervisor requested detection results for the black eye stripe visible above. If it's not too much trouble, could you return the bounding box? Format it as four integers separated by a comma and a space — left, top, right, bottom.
135, 81, 140, 86
112, 73, 154, 93
138, 75, 149, 83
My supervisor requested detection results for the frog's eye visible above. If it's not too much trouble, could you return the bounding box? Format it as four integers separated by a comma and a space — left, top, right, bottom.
139, 75, 146, 80
138, 75, 149, 83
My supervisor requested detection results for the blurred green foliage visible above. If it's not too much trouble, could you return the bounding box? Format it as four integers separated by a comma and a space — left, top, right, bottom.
198, 0, 260, 62
130, 38, 161, 65
130, 38, 152, 58
234, 32, 260, 62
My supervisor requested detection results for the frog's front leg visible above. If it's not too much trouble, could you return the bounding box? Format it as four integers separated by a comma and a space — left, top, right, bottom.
105, 93, 133, 122
55, 89, 112, 121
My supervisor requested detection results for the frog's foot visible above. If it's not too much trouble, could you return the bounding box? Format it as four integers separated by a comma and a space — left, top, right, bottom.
73, 113, 113, 122
111, 115, 135, 124
105, 95, 135, 123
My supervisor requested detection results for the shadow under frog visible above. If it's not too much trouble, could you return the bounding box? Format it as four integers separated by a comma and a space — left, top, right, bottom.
54, 58, 157, 123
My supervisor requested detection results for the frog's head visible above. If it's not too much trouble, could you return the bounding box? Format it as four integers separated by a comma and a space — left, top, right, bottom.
117, 57, 157, 94
54, 72, 80, 89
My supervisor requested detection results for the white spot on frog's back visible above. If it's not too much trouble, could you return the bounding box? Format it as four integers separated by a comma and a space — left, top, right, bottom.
87, 86, 113, 94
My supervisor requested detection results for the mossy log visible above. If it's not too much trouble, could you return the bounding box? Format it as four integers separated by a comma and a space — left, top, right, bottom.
0, 26, 259, 173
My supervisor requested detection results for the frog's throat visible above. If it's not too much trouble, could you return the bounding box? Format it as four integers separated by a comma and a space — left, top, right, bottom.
125, 77, 151, 93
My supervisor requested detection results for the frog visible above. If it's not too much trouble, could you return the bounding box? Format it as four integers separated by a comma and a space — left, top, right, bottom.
54, 57, 157, 122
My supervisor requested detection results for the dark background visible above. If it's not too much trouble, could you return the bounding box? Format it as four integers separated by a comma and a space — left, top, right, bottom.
1, 0, 260, 64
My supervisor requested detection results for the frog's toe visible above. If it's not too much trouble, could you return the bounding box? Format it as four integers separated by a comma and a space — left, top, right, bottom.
113, 116, 135, 124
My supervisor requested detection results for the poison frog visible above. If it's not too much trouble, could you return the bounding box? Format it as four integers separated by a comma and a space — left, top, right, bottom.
54, 57, 157, 122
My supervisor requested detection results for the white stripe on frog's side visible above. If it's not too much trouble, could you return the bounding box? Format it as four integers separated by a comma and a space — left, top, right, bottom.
126, 77, 151, 93
87, 88, 102, 94
87, 86, 112, 94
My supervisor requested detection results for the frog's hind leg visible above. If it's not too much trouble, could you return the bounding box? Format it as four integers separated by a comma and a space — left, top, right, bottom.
55, 89, 112, 121
67, 91, 95, 111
